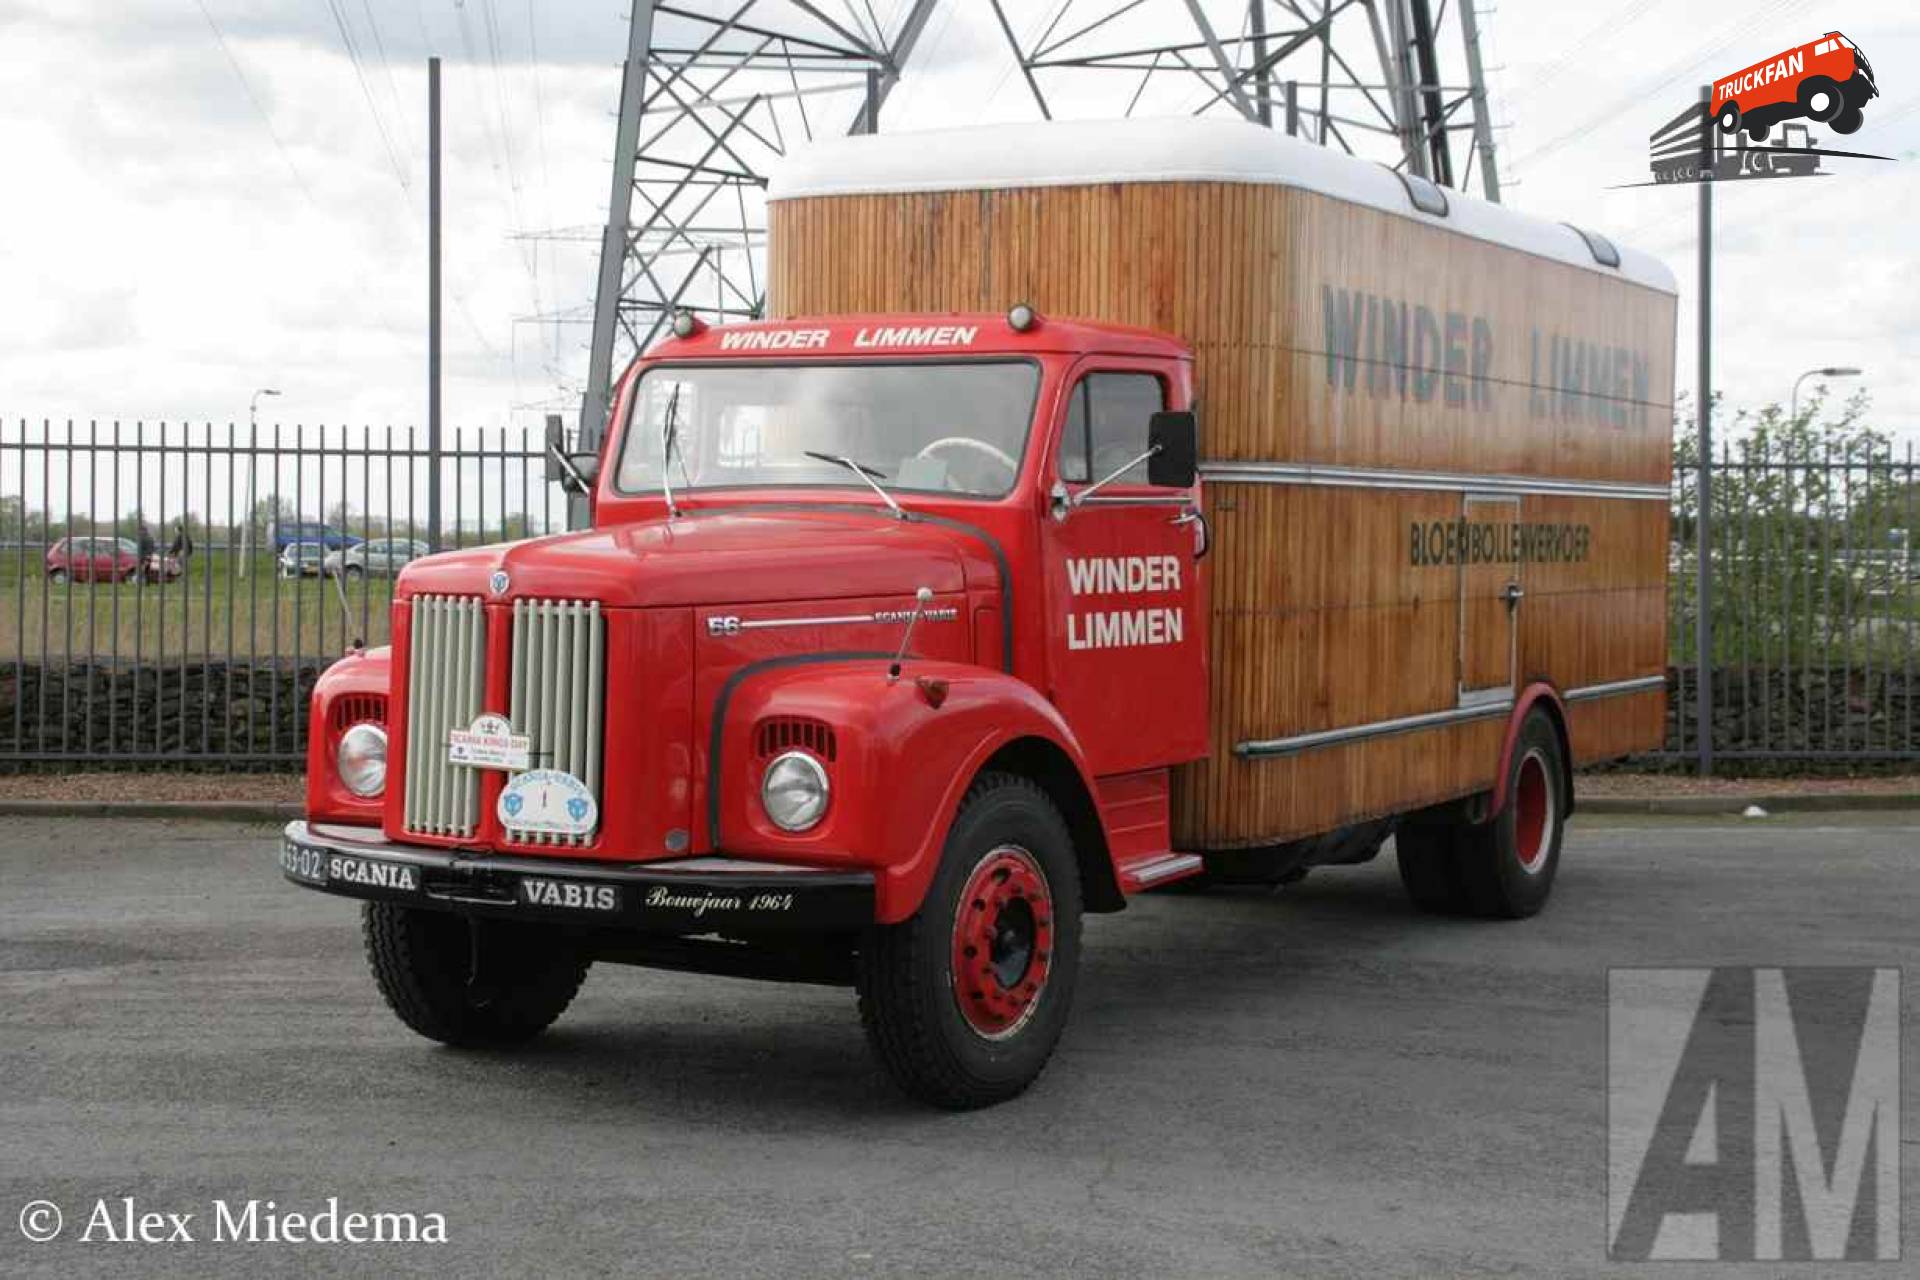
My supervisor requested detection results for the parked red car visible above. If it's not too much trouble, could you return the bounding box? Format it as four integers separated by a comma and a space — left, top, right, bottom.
44, 537, 183, 585
45, 536, 139, 583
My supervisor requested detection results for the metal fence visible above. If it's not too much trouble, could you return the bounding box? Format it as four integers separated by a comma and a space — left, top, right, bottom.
1666, 436, 1917, 767
1, 419, 571, 767
2, 419, 1915, 770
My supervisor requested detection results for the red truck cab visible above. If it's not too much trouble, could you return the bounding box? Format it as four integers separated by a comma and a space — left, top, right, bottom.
283, 309, 1210, 1107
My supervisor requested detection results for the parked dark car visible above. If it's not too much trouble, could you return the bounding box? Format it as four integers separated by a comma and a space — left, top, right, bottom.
272, 522, 363, 552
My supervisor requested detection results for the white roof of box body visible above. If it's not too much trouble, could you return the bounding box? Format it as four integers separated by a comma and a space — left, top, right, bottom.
768, 117, 1677, 295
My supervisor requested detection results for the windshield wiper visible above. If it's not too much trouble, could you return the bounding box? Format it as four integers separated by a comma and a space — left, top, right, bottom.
659, 382, 683, 519
803, 450, 906, 520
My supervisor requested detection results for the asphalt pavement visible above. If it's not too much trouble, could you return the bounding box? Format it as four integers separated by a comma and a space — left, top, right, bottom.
2, 813, 1916, 1278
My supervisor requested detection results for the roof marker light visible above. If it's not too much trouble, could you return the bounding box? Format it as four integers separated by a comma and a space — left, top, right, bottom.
1008, 303, 1039, 333
670, 311, 706, 339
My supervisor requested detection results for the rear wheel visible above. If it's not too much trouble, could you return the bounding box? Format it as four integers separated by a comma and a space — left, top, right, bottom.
1715, 101, 1740, 134
362, 903, 590, 1047
1396, 709, 1567, 919
857, 773, 1082, 1109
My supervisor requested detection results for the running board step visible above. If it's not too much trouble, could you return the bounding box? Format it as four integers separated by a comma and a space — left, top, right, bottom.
1118, 852, 1205, 893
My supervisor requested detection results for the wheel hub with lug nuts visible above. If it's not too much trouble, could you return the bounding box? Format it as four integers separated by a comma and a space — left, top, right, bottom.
950, 845, 1054, 1039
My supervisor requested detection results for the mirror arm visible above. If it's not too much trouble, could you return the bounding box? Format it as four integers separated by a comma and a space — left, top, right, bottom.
548, 440, 591, 495
1070, 443, 1161, 508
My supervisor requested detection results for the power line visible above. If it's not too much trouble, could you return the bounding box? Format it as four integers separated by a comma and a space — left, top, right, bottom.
320, 0, 415, 193
192, 0, 324, 209
1511, 0, 1803, 172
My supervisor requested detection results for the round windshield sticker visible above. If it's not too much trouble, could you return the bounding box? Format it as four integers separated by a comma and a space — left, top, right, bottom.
498, 769, 597, 836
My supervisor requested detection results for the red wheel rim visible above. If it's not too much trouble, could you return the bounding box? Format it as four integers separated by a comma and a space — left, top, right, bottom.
1513, 749, 1554, 874
950, 845, 1054, 1039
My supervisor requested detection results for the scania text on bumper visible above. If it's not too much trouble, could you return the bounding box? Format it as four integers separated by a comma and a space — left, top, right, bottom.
279, 822, 874, 933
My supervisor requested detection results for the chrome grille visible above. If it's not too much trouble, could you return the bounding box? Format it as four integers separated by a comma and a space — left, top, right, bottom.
507, 598, 606, 846
402, 595, 486, 838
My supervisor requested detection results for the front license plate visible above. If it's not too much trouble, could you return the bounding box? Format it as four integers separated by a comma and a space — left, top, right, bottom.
280, 838, 328, 886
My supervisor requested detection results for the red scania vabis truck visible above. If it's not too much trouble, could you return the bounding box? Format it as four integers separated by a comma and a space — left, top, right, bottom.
279, 118, 1677, 1108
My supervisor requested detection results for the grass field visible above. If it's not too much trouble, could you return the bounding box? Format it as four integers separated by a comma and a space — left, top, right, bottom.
0, 549, 397, 661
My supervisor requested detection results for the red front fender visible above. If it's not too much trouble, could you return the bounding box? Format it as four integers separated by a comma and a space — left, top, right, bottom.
711, 658, 1109, 923
306, 647, 393, 825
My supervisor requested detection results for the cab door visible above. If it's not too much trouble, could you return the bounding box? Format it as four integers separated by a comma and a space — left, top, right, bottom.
1040, 365, 1208, 775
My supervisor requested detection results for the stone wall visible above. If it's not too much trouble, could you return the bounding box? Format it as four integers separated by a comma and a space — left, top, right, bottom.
1607, 665, 1918, 772
0, 661, 327, 764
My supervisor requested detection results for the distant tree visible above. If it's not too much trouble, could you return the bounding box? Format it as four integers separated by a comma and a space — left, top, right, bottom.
0, 494, 46, 540
1671, 389, 1901, 664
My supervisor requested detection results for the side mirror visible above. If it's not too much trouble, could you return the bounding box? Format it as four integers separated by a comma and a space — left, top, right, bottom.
546, 415, 601, 494
1147, 411, 1198, 489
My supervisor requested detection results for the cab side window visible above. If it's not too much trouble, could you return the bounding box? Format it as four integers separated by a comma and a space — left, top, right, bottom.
1055, 373, 1167, 486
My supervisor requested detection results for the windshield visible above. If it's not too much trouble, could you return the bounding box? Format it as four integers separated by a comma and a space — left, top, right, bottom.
616, 361, 1041, 500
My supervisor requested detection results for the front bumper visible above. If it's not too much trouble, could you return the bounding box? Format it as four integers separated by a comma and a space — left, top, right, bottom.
279, 821, 874, 933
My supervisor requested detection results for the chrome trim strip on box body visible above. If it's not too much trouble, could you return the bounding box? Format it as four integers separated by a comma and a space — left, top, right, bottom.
1199, 460, 1668, 501
1233, 673, 1665, 759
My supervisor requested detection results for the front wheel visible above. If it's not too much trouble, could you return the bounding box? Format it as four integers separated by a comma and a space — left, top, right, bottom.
362, 903, 590, 1047
1830, 106, 1864, 135
857, 773, 1082, 1109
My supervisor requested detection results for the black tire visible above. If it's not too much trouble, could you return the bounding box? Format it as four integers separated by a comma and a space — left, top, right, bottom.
1830, 106, 1864, 135
47, 569, 67, 585
1745, 121, 1769, 142
857, 772, 1082, 1109
362, 903, 590, 1047
1397, 709, 1568, 919
1798, 75, 1843, 122
1395, 820, 1467, 914
1715, 101, 1740, 134
345, 564, 365, 580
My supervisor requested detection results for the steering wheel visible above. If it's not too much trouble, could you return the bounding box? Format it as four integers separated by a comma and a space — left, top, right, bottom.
914, 436, 1019, 488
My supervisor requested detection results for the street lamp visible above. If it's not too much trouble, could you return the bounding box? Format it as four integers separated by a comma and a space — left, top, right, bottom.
240, 388, 281, 577
1790, 367, 1861, 422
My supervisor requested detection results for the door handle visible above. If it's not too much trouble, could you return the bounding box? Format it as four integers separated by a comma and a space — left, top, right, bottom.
1502, 581, 1525, 609
1171, 507, 1211, 560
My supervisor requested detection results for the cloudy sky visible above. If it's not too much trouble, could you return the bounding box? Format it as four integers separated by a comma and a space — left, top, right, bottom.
1, 0, 1915, 449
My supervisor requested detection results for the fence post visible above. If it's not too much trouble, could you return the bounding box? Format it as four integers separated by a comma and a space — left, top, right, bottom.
1694, 83, 1714, 775
426, 55, 443, 552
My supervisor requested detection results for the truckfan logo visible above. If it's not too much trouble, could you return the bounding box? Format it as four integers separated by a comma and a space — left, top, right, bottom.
1643, 31, 1890, 185
1608, 967, 1900, 1261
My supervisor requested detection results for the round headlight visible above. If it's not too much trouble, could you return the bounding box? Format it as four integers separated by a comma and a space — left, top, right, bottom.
337, 723, 388, 797
761, 751, 829, 832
